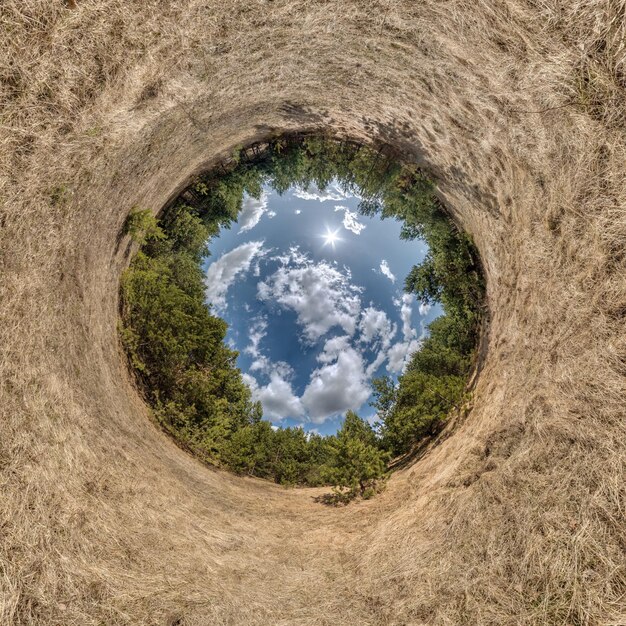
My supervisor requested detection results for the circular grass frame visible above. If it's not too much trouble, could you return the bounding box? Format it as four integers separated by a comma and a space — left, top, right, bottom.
119, 134, 485, 488
2, 3, 625, 623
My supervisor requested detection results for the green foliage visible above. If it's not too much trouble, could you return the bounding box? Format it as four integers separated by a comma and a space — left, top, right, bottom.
322, 412, 388, 500
386, 223, 483, 457
50, 184, 72, 207
353, 145, 484, 458
220, 422, 337, 486
374, 370, 464, 454
124, 208, 165, 244
120, 207, 261, 463
119, 134, 484, 497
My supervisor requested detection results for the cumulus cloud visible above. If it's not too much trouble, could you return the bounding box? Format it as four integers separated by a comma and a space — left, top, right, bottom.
243, 372, 304, 421
250, 356, 293, 381
257, 248, 362, 343
242, 318, 301, 421
387, 338, 421, 373
365, 350, 389, 378
294, 209, 302, 215
334, 205, 366, 235
359, 307, 396, 346
316, 335, 353, 364
358, 307, 397, 376
387, 294, 421, 373
241, 304, 414, 422
379, 259, 396, 283
293, 188, 345, 203
240, 269, 424, 420
237, 192, 268, 233
419, 301, 431, 316
399, 293, 414, 339
267, 210, 277, 218
244, 317, 268, 360
205, 240, 266, 311
301, 342, 370, 422
293, 181, 356, 203
244, 317, 294, 380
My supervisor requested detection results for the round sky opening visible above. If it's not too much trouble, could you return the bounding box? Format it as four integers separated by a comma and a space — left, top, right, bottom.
204, 180, 442, 435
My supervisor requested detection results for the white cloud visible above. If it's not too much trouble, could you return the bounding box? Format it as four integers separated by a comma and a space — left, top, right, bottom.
358, 307, 397, 377
399, 293, 414, 338
301, 343, 370, 422
365, 350, 388, 378
379, 259, 396, 283
359, 307, 396, 346
240, 273, 424, 420
247, 372, 304, 421
250, 356, 294, 381
294, 209, 302, 215
253, 373, 304, 419
293, 188, 345, 203
335, 205, 366, 235
237, 192, 268, 233
257, 248, 362, 343
293, 181, 356, 203
387, 294, 421, 373
244, 317, 267, 359
244, 317, 294, 380
419, 301, 431, 316
316, 335, 353, 364
267, 210, 277, 218
387, 338, 421, 373
205, 241, 266, 311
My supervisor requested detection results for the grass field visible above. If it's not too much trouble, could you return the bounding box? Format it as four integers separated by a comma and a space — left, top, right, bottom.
1, 1, 625, 624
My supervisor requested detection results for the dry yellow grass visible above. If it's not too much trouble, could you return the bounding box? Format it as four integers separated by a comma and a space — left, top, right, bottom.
1, 0, 625, 624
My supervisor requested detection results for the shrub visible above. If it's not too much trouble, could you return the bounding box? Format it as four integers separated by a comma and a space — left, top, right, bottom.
124, 207, 165, 244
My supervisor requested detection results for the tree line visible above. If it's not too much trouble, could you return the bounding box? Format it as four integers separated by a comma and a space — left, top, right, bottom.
119, 135, 484, 501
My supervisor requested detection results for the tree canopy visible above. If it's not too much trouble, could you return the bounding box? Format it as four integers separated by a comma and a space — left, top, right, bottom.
119, 134, 484, 498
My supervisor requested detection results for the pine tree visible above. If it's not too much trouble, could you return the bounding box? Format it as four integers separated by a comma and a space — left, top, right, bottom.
323, 412, 388, 498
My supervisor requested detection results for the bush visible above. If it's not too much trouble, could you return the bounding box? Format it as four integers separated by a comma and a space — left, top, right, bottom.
124, 208, 165, 244
322, 412, 388, 497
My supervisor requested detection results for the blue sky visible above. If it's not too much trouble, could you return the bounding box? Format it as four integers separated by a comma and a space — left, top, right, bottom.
203, 181, 441, 434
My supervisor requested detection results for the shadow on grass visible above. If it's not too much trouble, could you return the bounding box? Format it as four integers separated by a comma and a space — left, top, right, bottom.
312, 490, 357, 507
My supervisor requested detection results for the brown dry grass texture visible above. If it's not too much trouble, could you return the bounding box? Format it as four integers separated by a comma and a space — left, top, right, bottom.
1, 0, 625, 624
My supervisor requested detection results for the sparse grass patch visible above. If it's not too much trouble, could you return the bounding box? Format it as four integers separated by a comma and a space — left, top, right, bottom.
49, 185, 71, 207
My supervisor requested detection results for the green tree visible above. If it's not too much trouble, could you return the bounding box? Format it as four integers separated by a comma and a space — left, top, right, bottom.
124, 208, 165, 244
370, 376, 397, 429
377, 371, 463, 454
323, 412, 388, 498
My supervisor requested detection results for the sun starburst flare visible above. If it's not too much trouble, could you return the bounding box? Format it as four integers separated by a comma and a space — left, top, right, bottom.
321, 227, 342, 249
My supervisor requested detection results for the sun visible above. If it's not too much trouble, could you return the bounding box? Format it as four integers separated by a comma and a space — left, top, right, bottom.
321, 227, 342, 249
